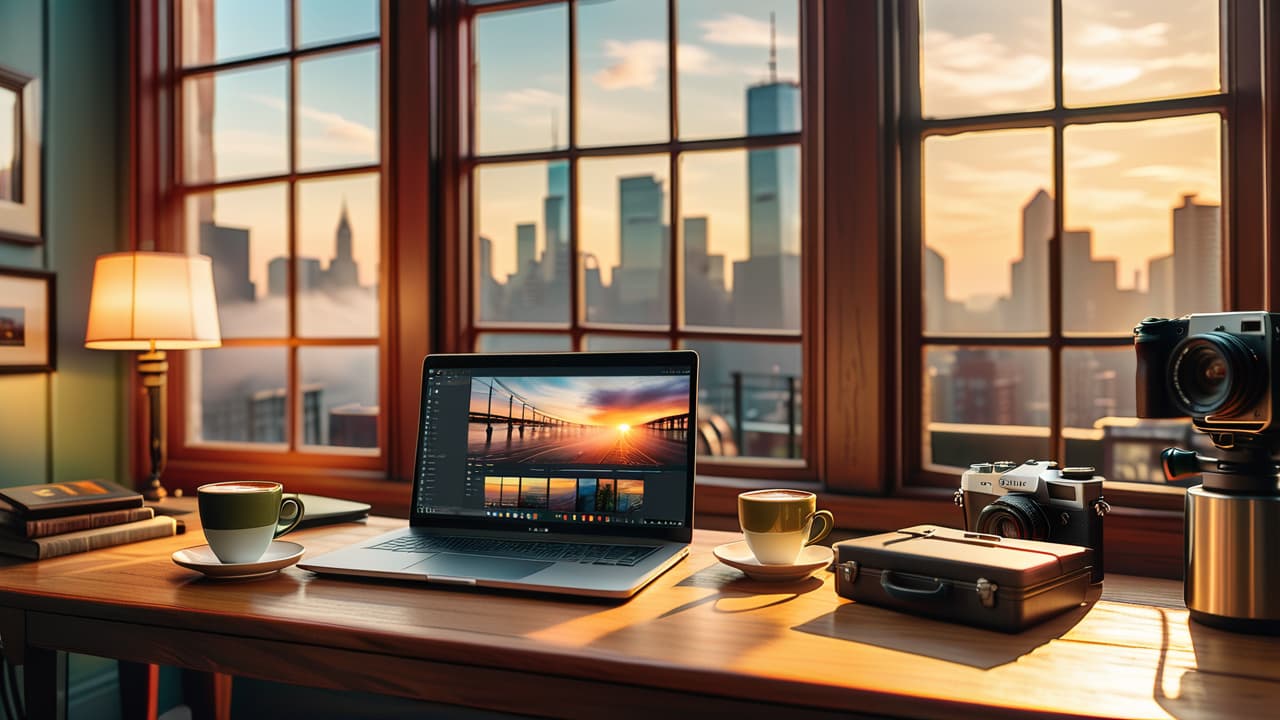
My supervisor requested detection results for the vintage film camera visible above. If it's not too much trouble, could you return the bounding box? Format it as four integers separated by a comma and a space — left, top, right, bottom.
1135, 312, 1280, 633
955, 460, 1108, 583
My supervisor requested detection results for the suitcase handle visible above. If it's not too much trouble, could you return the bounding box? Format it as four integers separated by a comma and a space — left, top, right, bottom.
880, 571, 950, 600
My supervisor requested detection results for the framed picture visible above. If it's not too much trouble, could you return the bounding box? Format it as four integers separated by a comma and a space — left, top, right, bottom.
0, 266, 54, 373
0, 64, 40, 245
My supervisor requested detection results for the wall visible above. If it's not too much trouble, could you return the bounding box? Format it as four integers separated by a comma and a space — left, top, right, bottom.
0, 0, 130, 717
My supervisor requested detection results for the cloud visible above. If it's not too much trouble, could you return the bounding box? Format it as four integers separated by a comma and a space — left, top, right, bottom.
594, 39, 666, 90
1076, 22, 1169, 48
244, 94, 377, 158
700, 13, 797, 49
1063, 62, 1143, 91
491, 87, 563, 113
922, 31, 1051, 107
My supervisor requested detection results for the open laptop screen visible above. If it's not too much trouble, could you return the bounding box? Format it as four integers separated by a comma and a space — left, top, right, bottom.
412, 352, 696, 538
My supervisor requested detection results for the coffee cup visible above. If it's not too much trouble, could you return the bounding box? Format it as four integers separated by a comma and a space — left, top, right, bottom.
738, 489, 834, 565
197, 481, 305, 564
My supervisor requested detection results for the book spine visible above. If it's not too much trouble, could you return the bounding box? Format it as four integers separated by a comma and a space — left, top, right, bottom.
34, 517, 177, 560
25, 507, 156, 538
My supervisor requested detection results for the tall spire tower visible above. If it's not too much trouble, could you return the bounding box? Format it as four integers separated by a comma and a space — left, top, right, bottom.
769, 11, 777, 83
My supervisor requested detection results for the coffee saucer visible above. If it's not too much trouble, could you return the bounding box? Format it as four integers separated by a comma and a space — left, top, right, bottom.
172, 541, 305, 579
713, 540, 833, 582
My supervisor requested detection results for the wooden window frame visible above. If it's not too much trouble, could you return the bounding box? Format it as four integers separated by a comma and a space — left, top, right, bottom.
895, 0, 1268, 513
128, 0, 430, 513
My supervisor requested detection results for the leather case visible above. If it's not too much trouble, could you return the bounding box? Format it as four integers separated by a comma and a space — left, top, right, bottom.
833, 525, 1094, 633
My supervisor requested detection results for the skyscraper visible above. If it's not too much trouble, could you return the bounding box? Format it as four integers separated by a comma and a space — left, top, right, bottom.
325, 201, 359, 289
199, 221, 256, 303
543, 160, 569, 283
614, 175, 667, 323
733, 57, 801, 330
1008, 189, 1051, 331
1172, 194, 1221, 314
515, 222, 537, 277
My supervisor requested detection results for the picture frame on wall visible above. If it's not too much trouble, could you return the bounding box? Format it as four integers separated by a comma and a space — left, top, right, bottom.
0, 266, 54, 373
0, 64, 41, 245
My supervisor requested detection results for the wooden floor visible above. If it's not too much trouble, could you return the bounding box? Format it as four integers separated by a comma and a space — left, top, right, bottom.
0, 509, 1277, 719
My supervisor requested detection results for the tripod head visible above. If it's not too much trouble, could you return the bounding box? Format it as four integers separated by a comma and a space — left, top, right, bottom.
1163, 442, 1280, 494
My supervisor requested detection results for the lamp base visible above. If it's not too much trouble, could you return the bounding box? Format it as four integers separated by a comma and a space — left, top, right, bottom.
142, 478, 168, 502
138, 350, 169, 503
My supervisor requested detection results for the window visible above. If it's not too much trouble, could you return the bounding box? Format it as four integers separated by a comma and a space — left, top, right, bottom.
168, 0, 385, 472
902, 0, 1265, 491
458, 0, 808, 468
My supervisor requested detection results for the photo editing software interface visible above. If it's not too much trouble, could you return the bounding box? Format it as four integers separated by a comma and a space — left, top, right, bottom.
414, 364, 692, 529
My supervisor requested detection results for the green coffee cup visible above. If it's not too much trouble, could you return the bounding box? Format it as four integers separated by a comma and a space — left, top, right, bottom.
197, 481, 304, 564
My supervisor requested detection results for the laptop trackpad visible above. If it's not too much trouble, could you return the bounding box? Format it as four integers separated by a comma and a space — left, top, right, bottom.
404, 553, 552, 580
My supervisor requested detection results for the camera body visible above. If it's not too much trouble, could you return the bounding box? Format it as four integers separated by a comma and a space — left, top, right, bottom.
1135, 312, 1280, 440
957, 460, 1107, 582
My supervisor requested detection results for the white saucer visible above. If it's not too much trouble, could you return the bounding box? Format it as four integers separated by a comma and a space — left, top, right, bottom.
172, 541, 305, 579
713, 540, 833, 582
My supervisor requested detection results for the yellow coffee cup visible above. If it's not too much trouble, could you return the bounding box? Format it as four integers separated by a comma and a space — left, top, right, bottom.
738, 489, 834, 565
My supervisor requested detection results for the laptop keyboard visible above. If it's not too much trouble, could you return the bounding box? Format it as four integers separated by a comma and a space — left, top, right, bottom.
370, 535, 661, 567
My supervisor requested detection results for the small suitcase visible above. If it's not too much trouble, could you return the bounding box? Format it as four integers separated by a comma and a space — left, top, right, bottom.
833, 525, 1094, 633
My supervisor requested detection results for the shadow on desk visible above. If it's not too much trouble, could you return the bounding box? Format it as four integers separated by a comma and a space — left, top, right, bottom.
1154, 610, 1280, 719
793, 598, 1095, 670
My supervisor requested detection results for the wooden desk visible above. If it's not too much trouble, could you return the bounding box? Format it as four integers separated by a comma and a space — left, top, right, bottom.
0, 513, 1277, 720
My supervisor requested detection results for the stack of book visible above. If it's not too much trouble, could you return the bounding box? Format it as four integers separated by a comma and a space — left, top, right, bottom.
0, 479, 178, 560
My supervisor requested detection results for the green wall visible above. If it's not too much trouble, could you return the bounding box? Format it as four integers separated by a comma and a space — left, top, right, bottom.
0, 0, 130, 718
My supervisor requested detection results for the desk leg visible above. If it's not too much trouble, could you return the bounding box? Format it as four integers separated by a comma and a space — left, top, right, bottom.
182, 670, 233, 720
24, 646, 65, 720
118, 661, 159, 720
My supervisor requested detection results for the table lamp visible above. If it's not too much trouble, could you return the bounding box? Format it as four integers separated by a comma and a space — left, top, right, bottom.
85, 251, 221, 501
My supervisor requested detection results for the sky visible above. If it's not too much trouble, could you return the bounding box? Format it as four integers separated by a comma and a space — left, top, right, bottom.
921, 0, 1223, 303
474, 0, 801, 289
469, 374, 689, 427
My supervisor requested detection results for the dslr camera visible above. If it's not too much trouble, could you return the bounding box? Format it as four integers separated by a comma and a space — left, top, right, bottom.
1135, 311, 1280, 633
1135, 312, 1279, 444
955, 460, 1108, 582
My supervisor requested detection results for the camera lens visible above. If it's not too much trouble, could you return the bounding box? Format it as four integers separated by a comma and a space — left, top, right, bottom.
976, 494, 1050, 540
1169, 332, 1262, 416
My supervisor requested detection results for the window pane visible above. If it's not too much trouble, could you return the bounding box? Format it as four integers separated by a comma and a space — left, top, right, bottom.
581, 155, 669, 326
1062, 348, 1201, 486
476, 333, 573, 352
919, 0, 1052, 118
298, 0, 379, 48
296, 174, 380, 338
924, 128, 1053, 335
1063, 0, 1220, 107
924, 346, 1049, 470
181, 0, 288, 67
188, 347, 288, 446
476, 162, 570, 324
475, 4, 568, 155
184, 64, 289, 184
299, 346, 379, 450
1063, 115, 1222, 334
0, 87, 17, 203
584, 335, 668, 351
297, 48, 380, 171
185, 184, 287, 338
682, 147, 799, 330
678, 0, 800, 140
577, 0, 667, 146
684, 340, 801, 460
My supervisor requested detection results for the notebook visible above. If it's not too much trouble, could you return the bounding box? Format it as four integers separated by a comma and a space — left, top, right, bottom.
300, 350, 697, 599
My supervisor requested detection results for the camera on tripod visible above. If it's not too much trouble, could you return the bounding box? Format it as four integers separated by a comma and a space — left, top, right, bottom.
1134, 311, 1280, 633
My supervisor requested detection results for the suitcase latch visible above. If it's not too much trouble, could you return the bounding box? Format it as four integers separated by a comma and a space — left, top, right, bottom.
838, 560, 859, 583
976, 577, 998, 608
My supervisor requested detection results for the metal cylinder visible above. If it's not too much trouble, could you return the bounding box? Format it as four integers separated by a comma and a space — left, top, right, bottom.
1185, 483, 1280, 633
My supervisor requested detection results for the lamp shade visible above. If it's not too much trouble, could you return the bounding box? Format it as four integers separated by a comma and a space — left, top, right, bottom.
85, 251, 222, 350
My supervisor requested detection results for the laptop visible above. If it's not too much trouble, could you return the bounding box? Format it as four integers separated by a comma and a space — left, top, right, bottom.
300, 350, 698, 599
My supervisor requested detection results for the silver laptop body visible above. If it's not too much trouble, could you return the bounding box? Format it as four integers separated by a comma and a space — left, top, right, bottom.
301, 351, 698, 599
